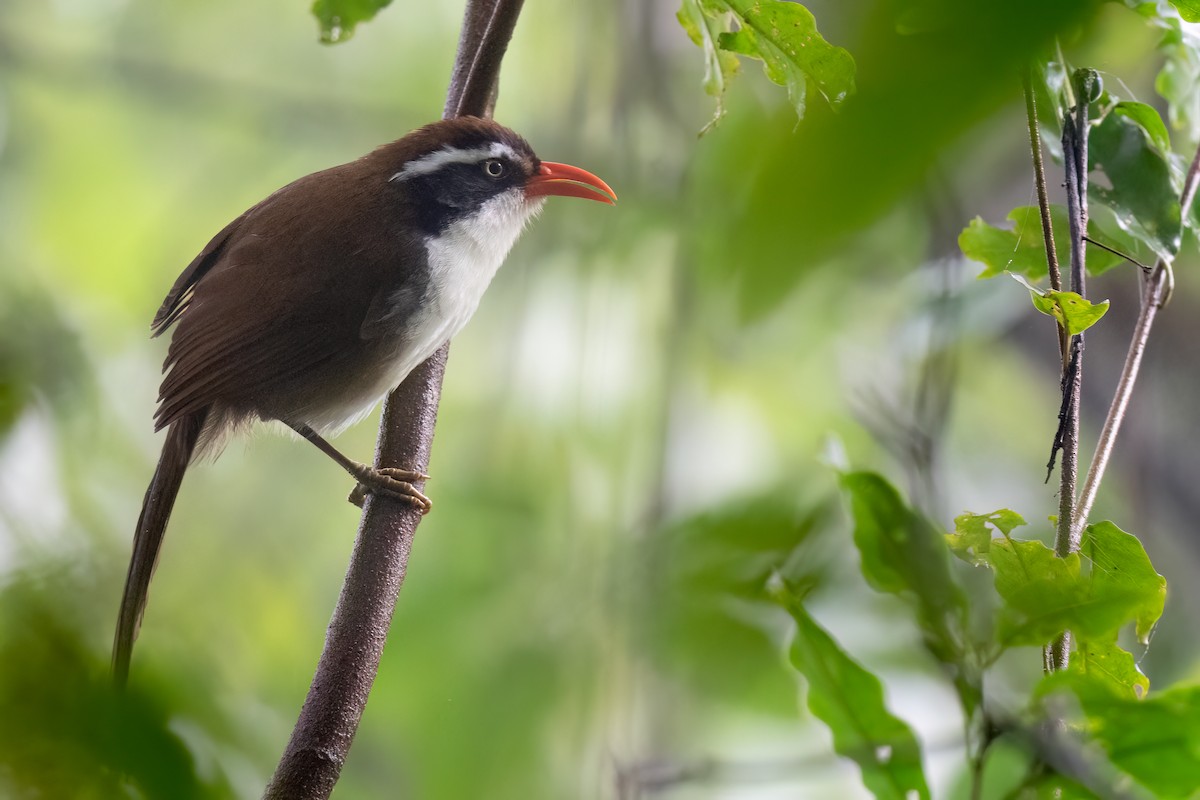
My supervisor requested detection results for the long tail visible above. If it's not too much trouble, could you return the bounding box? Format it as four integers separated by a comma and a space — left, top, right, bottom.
113, 409, 207, 687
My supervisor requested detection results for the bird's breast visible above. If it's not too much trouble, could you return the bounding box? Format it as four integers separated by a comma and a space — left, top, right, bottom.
411, 190, 542, 349
302, 192, 540, 435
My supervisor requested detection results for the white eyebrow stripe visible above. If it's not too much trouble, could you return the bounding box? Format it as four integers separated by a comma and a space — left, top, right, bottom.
389, 141, 520, 182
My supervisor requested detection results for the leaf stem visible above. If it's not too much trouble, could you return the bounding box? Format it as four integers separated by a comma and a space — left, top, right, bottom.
1071, 137, 1200, 539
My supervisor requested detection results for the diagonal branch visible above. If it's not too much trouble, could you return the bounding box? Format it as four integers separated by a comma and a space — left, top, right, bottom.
1071, 138, 1200, 540
262, 2, 525, 797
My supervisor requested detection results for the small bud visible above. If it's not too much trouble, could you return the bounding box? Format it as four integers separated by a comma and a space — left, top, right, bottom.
1073, 68, 1102, 104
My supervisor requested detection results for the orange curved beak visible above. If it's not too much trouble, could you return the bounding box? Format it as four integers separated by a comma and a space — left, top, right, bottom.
525, 161, 617, 205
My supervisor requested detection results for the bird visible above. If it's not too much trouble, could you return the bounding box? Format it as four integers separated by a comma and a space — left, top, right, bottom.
113, 116, 616, 686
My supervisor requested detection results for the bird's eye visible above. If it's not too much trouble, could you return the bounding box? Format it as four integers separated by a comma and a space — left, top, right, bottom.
483, 159, 506, 178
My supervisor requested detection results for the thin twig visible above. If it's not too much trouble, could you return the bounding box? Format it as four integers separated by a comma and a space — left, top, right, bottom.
1022, 67, 1068, 364
262, 2, 525, 797
1080, 235, 1151, 272
1072, 138, 1200, 537
617, 731, 969, 796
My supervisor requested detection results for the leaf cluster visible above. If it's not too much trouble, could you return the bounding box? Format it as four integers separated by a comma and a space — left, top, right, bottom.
677, 0, 855, 129
839, 472, 1185, 797
961, 6, 1200, 292
649, 464, 1192, 797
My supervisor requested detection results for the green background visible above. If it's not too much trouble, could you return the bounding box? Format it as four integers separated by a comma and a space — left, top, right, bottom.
1, 1, 1197, 797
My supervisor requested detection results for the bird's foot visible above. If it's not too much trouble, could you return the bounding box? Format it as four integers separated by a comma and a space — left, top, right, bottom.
347, 464, 432, 513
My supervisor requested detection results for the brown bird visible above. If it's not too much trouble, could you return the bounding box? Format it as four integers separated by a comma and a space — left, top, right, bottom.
113, 117, 616, 686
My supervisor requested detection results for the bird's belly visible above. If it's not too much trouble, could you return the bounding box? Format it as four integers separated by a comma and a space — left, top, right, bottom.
295, 209, 520, 435
297, 300, 473, 436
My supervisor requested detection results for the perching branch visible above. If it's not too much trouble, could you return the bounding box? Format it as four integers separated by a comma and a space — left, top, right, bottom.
1071, 138, 1200, 540
262, 2, 525, 797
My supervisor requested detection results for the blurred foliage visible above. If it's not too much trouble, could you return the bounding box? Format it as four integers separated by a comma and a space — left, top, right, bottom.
1036, 678, 1200, 797
776, 582, 930, 800
0, 281, 90, 440
0, 563, 235, 798
642, 496, 831, 714
2, 0, 1200, 798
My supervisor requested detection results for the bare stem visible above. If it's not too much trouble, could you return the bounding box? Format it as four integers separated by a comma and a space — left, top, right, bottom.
1045, 70, 1095, 672
1072, 138, 1200, 537
1022, 68, 1068, 364
262, 2, 525, 797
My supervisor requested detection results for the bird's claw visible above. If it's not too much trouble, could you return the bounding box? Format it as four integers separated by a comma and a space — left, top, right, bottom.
348, 466, 432, 514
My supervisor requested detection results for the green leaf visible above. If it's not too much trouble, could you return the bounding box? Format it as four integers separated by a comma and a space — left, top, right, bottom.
1168, 0, 1200, 21
958, 205, 1135, 279
841, 473, 965, 613
719, 0, 856, 119
1081, 522, 1166, 643
1091, 688, 1200, 798
677, 0, 853, 125
311, 0, 392, 44
991, 522, 1166, 646
840, 473, 969, 679
678, 0, 741, 129
1089, 108, 1183, 258
946, 509, 1026, 566
1154, 19, 1200, 145
1028, 291, 1110, 336
959, 208, 1056, 279
991, 538, 1084, 645
705, 4, 1113, 322
1114, 101, 1172, 154
1039, 678, 1200, 797
776, 586, 931, 800
1089, 202, 1157, 275
1071, 633, 1150, 701
1032, 60, 1069, 158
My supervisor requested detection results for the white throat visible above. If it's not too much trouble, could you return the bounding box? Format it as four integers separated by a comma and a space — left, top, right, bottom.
371, 188, 545, 401
423, 189, 544, 333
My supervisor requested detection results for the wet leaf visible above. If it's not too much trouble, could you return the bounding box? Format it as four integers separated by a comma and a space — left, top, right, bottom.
1089, 109, 1183, 258
678, 0, 741, 129
719, 0, 856, 118
311, 0, 392, 44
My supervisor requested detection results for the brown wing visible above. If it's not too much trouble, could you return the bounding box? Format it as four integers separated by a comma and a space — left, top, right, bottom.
151, 210, 252, 336
152, 166, 427, 431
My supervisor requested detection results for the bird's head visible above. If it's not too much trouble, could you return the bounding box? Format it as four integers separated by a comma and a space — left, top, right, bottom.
381, 117, 615, 239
